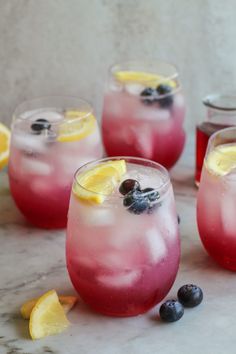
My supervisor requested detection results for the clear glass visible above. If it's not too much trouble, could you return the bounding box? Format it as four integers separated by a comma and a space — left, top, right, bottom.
66, 156, 180, 316
197, 127, 236, 270
101, 60, 186, 169
8, 96, 103, 229
195, 94, 236, 186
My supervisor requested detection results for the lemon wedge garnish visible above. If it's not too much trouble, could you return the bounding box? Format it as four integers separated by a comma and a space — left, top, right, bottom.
205, 143, 236, 176
21, 295, 77, 320
73, 160, 127, 204
114, 71, 176, 88
57, 111, 96, 142
29, 290, 70, 340
0, 122, 10, 170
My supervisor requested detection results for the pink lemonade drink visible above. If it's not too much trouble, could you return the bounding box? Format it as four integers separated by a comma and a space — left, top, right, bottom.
66, 157, 180, 316
102, 61, 186, 169
197, 127, 236, 270
8, 97, 103, 229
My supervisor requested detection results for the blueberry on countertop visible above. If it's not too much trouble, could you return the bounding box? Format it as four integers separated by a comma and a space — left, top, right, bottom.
159, 300, 184, 322
177, 284, 203, 308
31, 118, 51, 133
156, 84, 173, 108
119, 179, 141, 195
123, 190, 149, 215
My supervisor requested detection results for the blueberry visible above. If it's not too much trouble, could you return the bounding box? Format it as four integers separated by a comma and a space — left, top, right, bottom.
141, 187, 160, 202
140, 87, 155, 105
156, 84, 173, 108
31, 118, 51, 133
177, 215, 181, 224
123, 190, 149, 215
159, 300, 184, 323
140, 87, 155, 97
119, 179, 140, 196
177, 284, 203, 308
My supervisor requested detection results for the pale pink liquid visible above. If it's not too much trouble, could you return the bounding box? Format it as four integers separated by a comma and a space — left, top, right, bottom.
9, 114, 103, 229
66, 163, 180, 316
197, 165, 236, 270
102, 90, 186, 169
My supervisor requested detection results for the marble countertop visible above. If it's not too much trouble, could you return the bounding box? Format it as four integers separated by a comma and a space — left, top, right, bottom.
1, 139, 235, 354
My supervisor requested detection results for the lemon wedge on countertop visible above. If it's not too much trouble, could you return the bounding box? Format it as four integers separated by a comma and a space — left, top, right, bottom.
21, 295, 77, 320
29, 290, 70, 339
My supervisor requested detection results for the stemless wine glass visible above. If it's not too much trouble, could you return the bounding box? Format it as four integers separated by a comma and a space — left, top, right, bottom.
8, 96, 103, 229
197, 127, 236, 270
102, 60, 186, 169
66, 156, 180, 316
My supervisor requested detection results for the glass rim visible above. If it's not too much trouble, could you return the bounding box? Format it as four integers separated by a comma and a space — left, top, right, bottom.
109, 59, 181, 96
73, 156, 170, 198
12, 95, 94, 126
203, 93, 236, 111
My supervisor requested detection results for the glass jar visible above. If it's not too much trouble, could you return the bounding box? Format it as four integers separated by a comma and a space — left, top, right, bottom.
195, 94, 236, 186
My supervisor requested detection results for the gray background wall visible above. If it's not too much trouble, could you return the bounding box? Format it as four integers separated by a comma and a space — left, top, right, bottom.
1, 0, 236, 133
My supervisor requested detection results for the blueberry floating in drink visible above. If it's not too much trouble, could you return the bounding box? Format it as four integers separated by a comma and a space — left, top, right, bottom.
121, 179, 160, 215
31, 118, 51, 134
140, 87, 155, 105
119, 179, 141, 195
156, 84, 173, 108
123, 189, 150, 215
141, 187, 160, 202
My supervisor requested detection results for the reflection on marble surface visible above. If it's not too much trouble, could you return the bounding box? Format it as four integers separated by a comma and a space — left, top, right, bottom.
0, 142, 235, 354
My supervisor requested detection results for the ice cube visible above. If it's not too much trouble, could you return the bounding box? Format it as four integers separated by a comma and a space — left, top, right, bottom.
125, 83, 145, 96
97, 269, 140, 288
77, 256, 96, 269
157, 200, 178, 242
97, 252, 126, 270
109, 82, 123, 92
30, 178, 53, 195
130, 125, 153, 159
21, 157, 53, 175
90, 208, 115, 226
77, 202, 115, 226
13, 133, 47, 154
136, 105, 170, 122
145, 228, 167, 263
174, 93, 185, 108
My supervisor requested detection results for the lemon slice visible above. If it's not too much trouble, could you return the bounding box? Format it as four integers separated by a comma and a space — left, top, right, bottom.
29, 290, 70, 340
205, 143, 236, 176
21, 295, 77, 320
73, 160, 127, 204
0, 123, 10, 170
57, 111, 96, 142
114, 71, 176, 88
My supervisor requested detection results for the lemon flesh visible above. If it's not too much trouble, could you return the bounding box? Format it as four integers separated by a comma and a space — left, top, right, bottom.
73, 160, 127, 204
57, 111, 96, 143
114, 71, 176, 88
21, 295, 77, 320
0, 123, 10, 170
29, 290, 70, 340
205, 143, 236, 176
